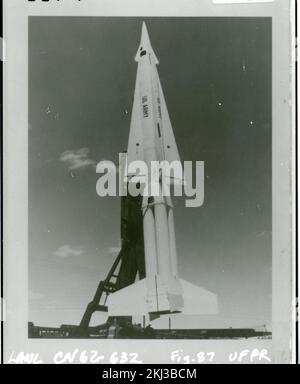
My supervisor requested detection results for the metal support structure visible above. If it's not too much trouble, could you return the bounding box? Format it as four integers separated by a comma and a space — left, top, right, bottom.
78, 194, 145, 334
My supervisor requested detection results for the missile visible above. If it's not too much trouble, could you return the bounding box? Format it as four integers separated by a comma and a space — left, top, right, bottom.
107, 22, 218, 317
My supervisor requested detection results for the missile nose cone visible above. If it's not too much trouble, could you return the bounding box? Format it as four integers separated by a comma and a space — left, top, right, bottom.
141, 21, 151, 48
135, 21, 159, 64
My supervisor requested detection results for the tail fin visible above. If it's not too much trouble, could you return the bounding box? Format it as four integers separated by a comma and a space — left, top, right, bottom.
106, 278, 218, 316
179, 279, 218, 315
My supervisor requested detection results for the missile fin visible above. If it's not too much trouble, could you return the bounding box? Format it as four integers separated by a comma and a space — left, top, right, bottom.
179, 279, 218, 315
106, 278, 218, 316
106, 279, 148, 316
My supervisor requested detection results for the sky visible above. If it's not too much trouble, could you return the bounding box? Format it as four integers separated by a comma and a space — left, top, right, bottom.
29, 17, 272, 329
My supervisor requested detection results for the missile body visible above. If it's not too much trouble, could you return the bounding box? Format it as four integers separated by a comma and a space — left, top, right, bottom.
107, 23, 218, 317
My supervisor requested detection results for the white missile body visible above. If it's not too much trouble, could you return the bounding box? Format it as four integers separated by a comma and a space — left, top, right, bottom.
107, 23, 218, 317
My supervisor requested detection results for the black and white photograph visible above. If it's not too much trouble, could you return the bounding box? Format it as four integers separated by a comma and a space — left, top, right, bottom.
28, 16, 272, 340
2, 0, 296, 364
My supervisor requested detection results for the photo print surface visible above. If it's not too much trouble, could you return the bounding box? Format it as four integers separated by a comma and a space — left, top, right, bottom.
28, 17, 272, 339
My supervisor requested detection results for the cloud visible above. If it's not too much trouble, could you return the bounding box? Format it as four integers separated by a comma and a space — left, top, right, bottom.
55, 245, 85, 258
60, 148, 96, 170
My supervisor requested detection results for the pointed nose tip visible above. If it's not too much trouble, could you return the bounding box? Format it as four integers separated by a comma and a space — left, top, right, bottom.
141, 21, 151, 47
142, 21, 147, 33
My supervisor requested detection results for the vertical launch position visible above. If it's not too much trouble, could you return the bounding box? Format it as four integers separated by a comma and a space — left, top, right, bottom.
107, 22, 218, 317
